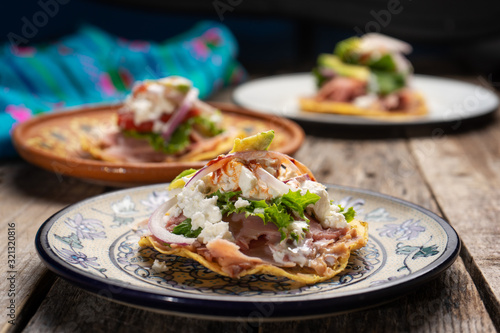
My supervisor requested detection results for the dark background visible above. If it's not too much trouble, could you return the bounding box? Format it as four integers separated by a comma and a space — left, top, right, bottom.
1, 0, 500, 81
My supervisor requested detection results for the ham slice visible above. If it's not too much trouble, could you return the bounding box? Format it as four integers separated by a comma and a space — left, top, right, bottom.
206, 238, 263, 277
164, 214, 187, 231
316, 77, 367, 102
226, 213, 281, 250
98, 131, 168, 162
308, 219, 349, 241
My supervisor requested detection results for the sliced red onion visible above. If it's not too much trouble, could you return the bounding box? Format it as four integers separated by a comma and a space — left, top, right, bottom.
161, 87, 199, 141
184, 154, 235, 188
255, 167, 290, 196
284, 174, 311, 184
148, 196, 196, 245
362, 33, 412, 54
185, 150, 314, 187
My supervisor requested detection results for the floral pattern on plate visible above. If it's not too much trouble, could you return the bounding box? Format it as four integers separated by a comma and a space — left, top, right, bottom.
37, 184, 460, 318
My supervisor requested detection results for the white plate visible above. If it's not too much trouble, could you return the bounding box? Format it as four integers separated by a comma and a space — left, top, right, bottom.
233, 73, 499, 126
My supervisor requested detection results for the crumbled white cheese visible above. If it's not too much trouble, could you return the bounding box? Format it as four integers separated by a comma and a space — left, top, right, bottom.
301, 180, 348, 229
353, 94, 378, 109
208, 110, 222, 124
152, 259, 169, 272
239, 166, 258, 198
127, 83, 177, 126
208, 161, 285, 200
321, 205, 348, 229
174, 180, 222, 230
197, 221, 233, 243
234, 198, 251, 209
171, 180, 237, 244
266, 184, 286, 199
125, 76, 196, 132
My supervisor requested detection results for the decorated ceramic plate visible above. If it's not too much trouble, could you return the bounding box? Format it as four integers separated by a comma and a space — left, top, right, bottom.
35, 183, 460, 320
233, 73, 499, 126
13, 102, 304, 187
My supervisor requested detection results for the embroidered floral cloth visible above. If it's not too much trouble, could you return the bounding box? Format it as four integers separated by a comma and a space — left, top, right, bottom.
0, 21, 245, 158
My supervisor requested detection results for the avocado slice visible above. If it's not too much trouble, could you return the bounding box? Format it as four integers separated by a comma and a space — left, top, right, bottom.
317, 54, 370, 82
230, 130, 275, 153
168, 168, 197, 190
333, 36, 361, 61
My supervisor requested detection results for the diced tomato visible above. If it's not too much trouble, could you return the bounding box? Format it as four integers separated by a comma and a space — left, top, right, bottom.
185, 107, 202, 118
118, 107, 202, 133
132, 84, 148, 98
117, 112, 154, 132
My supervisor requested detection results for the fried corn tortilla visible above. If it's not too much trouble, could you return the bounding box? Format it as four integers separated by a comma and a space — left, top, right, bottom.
80, 128, 242, 163
139, 220, 368, 284
299, 92, 427, 119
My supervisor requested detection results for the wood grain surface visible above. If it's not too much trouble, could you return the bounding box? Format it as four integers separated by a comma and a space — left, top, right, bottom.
1, 81, 499, 332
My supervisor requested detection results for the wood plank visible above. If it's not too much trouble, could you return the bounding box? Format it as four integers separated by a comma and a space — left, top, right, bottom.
22, 259, 494, 333
409, 114, 500, 328
20, 136, 495, 331
0, 162, 107, 333
295, 136, 439, 214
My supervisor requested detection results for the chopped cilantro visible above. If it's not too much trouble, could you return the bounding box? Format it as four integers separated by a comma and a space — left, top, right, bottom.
172, 218, 202, 238
209, 190, 242, 215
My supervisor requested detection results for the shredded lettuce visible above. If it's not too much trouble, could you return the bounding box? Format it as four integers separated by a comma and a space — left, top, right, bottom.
209, 190, 243, 215
367, 54, 397, 72
169, 168, 198, 189
210, 189, 321, 241
123, 114, 223, 154
172, 168, 197, 182
191, 113, 224, 137
122, 123, 190, 154
278, 190, 320, 220
338, 205, 356, 223
370, 70, 406, 95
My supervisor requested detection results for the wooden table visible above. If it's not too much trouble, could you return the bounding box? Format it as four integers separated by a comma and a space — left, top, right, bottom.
1, 78, 499, 332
